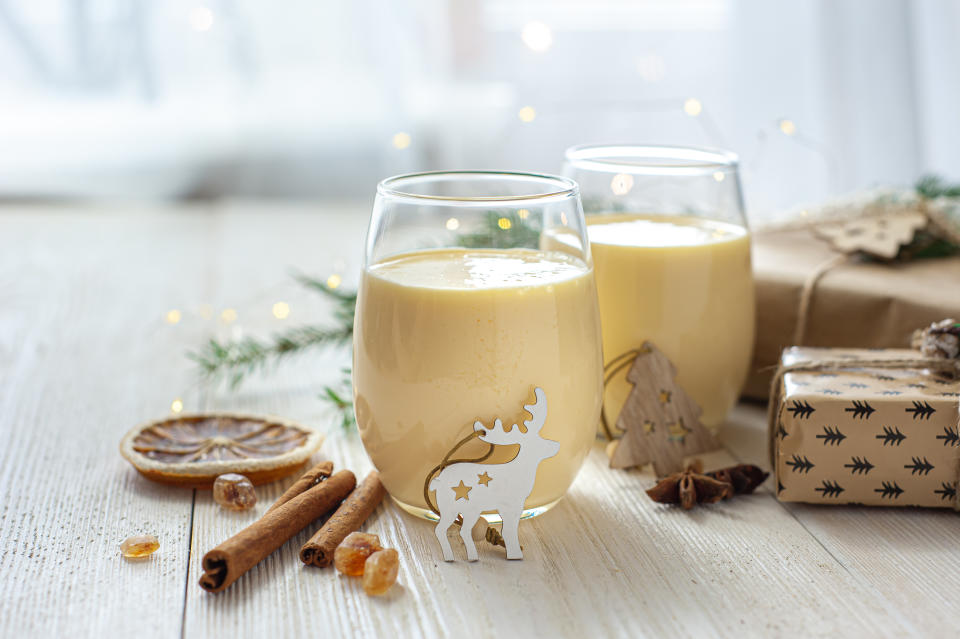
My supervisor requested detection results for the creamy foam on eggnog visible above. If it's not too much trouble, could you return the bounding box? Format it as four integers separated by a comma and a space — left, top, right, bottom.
353, 248, 603, 517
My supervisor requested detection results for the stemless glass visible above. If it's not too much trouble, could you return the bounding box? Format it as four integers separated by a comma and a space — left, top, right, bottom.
353, 171, 603, 521
562, 145, 755, 430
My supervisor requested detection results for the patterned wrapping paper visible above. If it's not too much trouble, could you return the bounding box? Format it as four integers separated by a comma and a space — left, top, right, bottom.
773, 347, 960, 509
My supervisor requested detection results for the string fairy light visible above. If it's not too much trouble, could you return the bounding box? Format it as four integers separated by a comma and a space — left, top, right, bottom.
779, 119, 797, 136
611, 173, 634, 195
497, 217, 513, 230
272, 302, 290, 320
518, 106, 537, 123
517, 209, 530, 219
327, 274, 342, 289
636, 55, 665, 82
165, 309, 181, 324
392, 132, 411, 149
170, 398, 184, 414
521, 21, 553, 52
445, 217, 460, 230
221, 308, 238, 323
683, 98, 702, 117
188, 6, 214, 32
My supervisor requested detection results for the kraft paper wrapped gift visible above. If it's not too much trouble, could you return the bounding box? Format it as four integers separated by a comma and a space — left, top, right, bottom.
744, 228, 960, 399
770, 347, 960, 509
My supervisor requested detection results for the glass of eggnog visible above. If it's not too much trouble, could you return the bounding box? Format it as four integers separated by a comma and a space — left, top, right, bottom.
353, 171, 604, 521
560, 145, 755, 431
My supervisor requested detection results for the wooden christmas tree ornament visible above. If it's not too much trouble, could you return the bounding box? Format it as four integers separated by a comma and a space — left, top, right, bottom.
609, 343, 720, 475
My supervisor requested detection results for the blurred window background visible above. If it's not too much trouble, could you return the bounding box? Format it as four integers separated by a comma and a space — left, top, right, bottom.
1, 0, 958, 219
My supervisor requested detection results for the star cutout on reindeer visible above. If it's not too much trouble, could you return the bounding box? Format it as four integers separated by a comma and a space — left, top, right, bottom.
428, 387, 559, 562
659, 389, 672, 404
452, 480, 472, 501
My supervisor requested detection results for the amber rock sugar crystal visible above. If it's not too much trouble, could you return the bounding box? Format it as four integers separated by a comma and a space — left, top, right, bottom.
213, 473, 257, 511
362, 549, 399, 595
120, 534, 159, 558
334, 532, 382, 576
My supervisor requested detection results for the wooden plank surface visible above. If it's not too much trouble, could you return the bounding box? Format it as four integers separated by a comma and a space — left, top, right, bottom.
2, 203, 958, 638
724, 404, 960, 638
0, 207, 212, 636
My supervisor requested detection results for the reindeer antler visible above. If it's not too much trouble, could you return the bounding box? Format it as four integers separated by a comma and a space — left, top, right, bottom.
522, 387, 547, 434
475, 416, 526, 445
473, 417, 504, 433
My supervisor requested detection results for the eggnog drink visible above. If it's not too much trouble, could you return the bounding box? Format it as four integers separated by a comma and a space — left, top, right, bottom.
586, 214, 754, 427
353, 248, 603, 518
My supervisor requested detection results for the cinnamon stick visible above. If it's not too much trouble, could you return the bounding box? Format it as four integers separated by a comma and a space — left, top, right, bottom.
266, 460, 334, 514
199, 469, 356, 593
300, 471, 386, 567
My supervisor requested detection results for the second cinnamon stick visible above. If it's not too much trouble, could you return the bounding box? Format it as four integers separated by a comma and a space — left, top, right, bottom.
199, 469, 356, 593
266, 460, 334, 514
300, 471, 386, 566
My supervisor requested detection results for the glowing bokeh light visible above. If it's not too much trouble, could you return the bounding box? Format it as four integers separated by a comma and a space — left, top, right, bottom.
188, 6, 214, 32
611, 173, 634, 195
521, 21, 553, 52
683, 98, 702, 116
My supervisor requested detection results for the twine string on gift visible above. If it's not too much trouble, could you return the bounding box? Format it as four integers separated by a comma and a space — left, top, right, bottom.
766, 354, 960, 511
421, 431, 507, 549
792, 254, 849, 345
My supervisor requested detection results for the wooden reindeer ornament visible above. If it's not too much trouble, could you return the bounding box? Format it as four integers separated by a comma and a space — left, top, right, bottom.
429, 387, 559, 561
609, 343, 720, 475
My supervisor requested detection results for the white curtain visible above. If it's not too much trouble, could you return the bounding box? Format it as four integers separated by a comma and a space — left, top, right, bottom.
0, 0, 957, 221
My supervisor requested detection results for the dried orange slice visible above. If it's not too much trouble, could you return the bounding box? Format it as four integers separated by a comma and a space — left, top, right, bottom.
120, 413, 324, 488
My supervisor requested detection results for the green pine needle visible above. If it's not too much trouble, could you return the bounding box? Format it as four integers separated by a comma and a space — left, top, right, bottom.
188, 276, 356, 386
456, 210, 542, 249
916, 174, 960, 199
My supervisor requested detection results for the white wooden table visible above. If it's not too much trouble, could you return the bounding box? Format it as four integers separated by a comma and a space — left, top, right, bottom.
2, 202, 958, 638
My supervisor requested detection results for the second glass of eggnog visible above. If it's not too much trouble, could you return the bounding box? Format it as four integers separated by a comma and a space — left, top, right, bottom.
561, 145, 755, 430
353, 171, 603, 520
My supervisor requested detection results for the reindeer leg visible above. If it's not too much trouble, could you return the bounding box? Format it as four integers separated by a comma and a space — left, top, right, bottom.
459, 512, 480, 562
500, 508, 522, 560
434, 511, 457, 562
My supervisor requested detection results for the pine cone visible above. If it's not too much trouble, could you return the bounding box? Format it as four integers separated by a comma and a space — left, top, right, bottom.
918, 319, 960, 359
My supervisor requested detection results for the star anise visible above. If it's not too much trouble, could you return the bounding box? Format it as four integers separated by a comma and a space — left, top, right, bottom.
646, 460, 769, 510
705, 464, 769, 495
646, 459, 731, 510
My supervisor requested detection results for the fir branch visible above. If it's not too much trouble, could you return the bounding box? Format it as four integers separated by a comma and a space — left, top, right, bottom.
189, 324, 353, 390
456, 210, 542, 249
188, 273, 356, 390
292, 273, 358, 323
320, 367, 355, 430
916, 174, 960, 199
